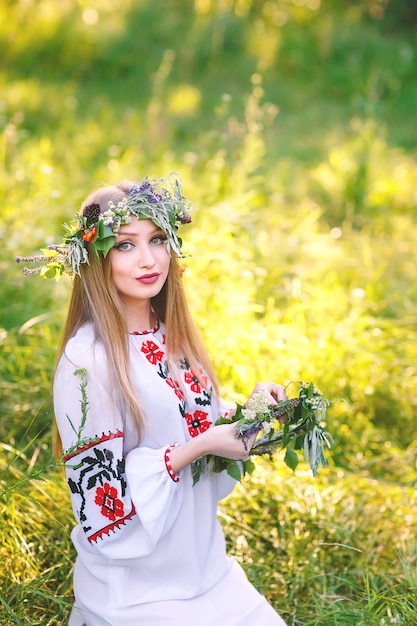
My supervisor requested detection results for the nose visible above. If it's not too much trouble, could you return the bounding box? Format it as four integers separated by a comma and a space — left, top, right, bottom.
138, 243, 156, 268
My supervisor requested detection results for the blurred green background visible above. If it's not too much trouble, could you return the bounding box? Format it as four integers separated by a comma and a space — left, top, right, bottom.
1, 0, 416, 624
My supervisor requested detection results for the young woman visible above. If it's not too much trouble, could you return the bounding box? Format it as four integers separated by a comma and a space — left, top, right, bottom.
26, 174, 288, 625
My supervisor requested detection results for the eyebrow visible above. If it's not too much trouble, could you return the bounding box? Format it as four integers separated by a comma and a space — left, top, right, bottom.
116, 226, 165, 237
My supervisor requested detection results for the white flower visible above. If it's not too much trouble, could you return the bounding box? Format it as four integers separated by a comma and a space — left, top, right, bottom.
245, 390, 270, 415
101, 209, 116, 225
262, 421, 274, 436
241, 408, 257, 421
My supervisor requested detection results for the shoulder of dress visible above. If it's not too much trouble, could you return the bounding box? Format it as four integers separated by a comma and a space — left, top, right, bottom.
59, 325, 106, 371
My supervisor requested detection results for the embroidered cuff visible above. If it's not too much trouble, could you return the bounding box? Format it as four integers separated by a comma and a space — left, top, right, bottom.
164, 443, 181, 483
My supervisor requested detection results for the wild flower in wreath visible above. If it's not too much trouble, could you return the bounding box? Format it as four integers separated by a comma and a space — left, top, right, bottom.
191, 381, 336, 485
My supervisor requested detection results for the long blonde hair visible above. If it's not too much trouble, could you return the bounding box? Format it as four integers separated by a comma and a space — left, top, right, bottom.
53, 181, 218, 456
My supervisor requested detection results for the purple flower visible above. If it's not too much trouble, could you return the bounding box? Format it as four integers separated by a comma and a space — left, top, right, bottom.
238, 422, 263, 451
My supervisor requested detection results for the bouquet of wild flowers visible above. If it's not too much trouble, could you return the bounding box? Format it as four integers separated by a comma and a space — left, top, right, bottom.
192, 382, 335, 485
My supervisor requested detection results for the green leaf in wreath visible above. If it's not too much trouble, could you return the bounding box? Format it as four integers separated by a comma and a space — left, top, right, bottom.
226, 460, 243, 481
192, 458, 206, 486
301, 403, 310, 419
93, 223, 116, 259
242, 459, 256, 476
40, 261, 65, 280
234, 403, 245, 420
212, 456, 230, 473
284, 447, 299, 471
294, 434, 305, 450
215, 416, 233, 426
282, 420, 290, 447
294, 401, 302, 420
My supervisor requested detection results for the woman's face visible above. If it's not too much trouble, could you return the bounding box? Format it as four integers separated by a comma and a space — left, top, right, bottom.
110, 217, 170, 308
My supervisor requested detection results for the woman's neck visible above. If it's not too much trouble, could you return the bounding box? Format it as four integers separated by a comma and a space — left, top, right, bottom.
122, 302, 155, 333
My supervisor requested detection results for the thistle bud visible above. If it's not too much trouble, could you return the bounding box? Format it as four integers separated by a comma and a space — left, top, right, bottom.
82, 203, 101, 226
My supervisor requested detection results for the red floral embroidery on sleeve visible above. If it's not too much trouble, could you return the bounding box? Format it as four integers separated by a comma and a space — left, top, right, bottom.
185, 410, 212, 437
95, 482, 125, 521
141, 340, 164, 365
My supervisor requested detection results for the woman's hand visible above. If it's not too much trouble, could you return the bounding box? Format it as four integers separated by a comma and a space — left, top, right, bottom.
198, 383, 289, 459
198, 422, 255, 460
247, 381, 288, 406
169, 382, 288, 475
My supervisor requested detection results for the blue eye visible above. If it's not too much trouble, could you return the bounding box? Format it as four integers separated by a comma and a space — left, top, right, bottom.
151, 235, 167, 245
114, 240, 134, 251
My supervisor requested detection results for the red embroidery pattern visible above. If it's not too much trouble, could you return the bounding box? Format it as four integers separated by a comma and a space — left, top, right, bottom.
88, 504, 136, 544
95, 482, 125, 521
166, 377, 185, 401
136, 329, 214, 437
141, 340, 164, 365
185, 410, 212, 438
64, 430, 124, 462
164, 443, 181, 482
184, 370, 208, 394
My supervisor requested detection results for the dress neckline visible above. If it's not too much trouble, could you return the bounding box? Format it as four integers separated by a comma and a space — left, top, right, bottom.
129, 318, 160, 336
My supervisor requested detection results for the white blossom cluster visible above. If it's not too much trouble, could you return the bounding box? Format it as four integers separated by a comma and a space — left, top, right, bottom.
300, 381, 321, 395
299, 382, 330, 420
101, 198, 132, 231
241, 390, 270, 422
261, 421, 274, 436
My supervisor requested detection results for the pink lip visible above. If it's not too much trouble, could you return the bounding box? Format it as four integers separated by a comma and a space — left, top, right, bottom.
136, 273, 160, 284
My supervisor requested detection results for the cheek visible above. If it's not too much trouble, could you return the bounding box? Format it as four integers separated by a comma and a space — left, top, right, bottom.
109, 254, 126, 284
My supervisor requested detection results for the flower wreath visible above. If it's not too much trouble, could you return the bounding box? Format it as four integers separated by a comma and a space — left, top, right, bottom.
16, 172, 192, 279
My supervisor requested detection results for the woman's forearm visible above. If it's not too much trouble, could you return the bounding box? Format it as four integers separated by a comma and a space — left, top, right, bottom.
168, 422, 254, 475
168, 435, 208, 474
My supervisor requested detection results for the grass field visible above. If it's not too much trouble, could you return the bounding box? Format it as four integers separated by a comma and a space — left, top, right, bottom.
1, 1, 416, 624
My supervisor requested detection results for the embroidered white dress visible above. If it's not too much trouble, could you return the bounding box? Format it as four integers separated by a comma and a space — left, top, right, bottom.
54, 323, 287, 626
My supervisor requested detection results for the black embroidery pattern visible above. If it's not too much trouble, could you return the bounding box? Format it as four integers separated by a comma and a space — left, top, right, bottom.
64, 431, 135, 543
195, 390, 212, 407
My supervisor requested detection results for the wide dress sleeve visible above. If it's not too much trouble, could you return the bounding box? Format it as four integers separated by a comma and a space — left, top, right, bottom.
54, 324, 236, 563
